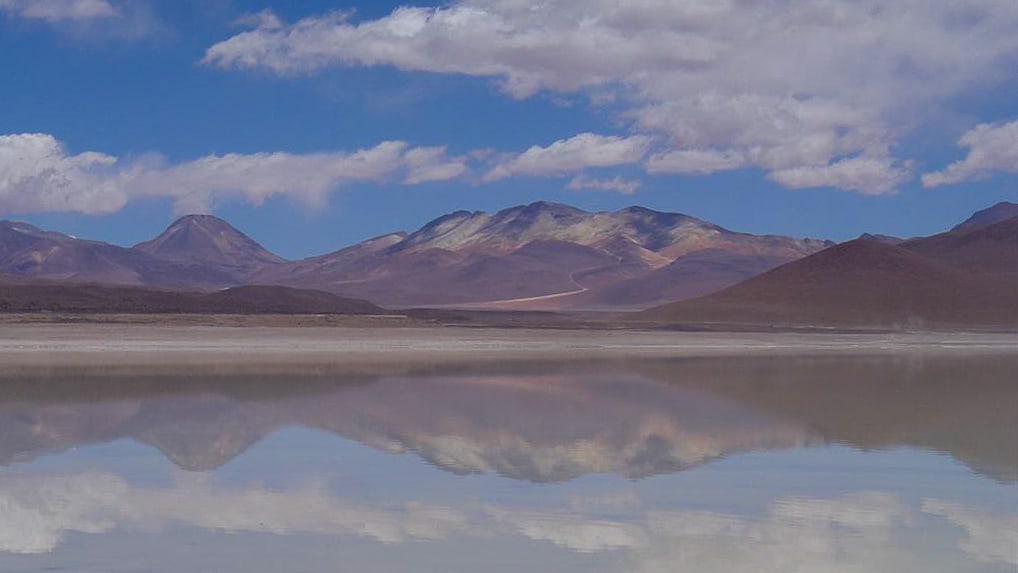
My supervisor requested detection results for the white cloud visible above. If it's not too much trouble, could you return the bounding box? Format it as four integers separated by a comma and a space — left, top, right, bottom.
401, 146, 469, 184
645, 149, 747, 175
201, 4, 727, 97
566, 175, 641, 195
202, 1, 1018, 195
768, 156, 913, 195
0, 0, 116, 22
484, 133, 651, 181
0, 133, 469, 215
922, 120, 1018, 187
0, 133, 126, 214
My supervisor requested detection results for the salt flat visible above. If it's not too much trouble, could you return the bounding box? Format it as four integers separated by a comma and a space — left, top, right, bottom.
0, 324, 1016, 374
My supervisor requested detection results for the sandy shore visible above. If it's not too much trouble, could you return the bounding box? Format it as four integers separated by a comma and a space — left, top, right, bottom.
1, 324, 1017, 376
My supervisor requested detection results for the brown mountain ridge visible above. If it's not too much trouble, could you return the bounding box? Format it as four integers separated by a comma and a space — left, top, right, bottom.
639, 214, 1018, 329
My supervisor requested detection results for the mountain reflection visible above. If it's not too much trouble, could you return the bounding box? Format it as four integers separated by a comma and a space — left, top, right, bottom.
0, 355, 1015, 482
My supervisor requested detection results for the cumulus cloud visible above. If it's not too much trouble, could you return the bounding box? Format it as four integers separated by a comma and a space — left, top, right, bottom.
0, 0, 116, 22
645, 149, 747, 175
0, 133, 469, 215
484, 133, 651, 181
0, 133, 126, 214
566, 175, 641, 195
201, 3, 742, 98
922, 120, 1018, 187
202, 1, 1018, 194
768, 156, 913, 196
401, 146, 469, 184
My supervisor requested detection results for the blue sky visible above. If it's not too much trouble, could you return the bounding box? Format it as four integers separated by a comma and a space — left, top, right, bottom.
2, 0, 1017, 259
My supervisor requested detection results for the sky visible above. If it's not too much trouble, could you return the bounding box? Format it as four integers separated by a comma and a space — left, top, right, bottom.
1, 0, 1017, 259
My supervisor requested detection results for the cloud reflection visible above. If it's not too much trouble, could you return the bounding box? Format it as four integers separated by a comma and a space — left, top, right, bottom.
923, 499, 1018, 566
0, 472, 469, 554
0, 471, 1014, 573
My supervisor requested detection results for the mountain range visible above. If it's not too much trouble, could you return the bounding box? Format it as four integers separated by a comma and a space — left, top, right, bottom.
1, 201, 1016, 325
0, 202, 830, 310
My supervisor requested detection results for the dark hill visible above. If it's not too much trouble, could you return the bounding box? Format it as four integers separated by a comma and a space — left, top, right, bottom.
0, 282, 383, 315
902, 215, 1018, 276
202, 285, 382, 314
637, 239, 1018, 328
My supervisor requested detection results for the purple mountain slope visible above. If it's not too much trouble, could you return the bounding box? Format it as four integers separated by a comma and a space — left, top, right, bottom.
255, 202, 832, 308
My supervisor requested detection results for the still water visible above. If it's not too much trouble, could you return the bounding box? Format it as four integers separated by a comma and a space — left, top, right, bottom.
0, 355, 1015, 572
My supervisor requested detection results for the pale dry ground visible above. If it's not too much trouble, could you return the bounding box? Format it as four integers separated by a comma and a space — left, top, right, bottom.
0, 323, 1016, 376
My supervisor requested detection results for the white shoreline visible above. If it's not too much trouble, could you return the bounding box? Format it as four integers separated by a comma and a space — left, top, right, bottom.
0, 325, 1016, 371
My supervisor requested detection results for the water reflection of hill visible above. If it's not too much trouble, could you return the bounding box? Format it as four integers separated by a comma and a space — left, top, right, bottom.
635, 355, 1018, 482
0, 355, 1014, 482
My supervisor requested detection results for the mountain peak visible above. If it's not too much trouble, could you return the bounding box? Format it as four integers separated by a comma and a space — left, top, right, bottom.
135, 214, 285, 269
952, 201, 1018, 233
165, 214, 238, 232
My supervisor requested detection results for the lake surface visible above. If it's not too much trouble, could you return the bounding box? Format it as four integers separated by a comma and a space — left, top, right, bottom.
0, 354, 1015, 572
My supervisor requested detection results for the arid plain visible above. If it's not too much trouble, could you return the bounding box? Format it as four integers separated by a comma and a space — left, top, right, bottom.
3, 323, 1017, 375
